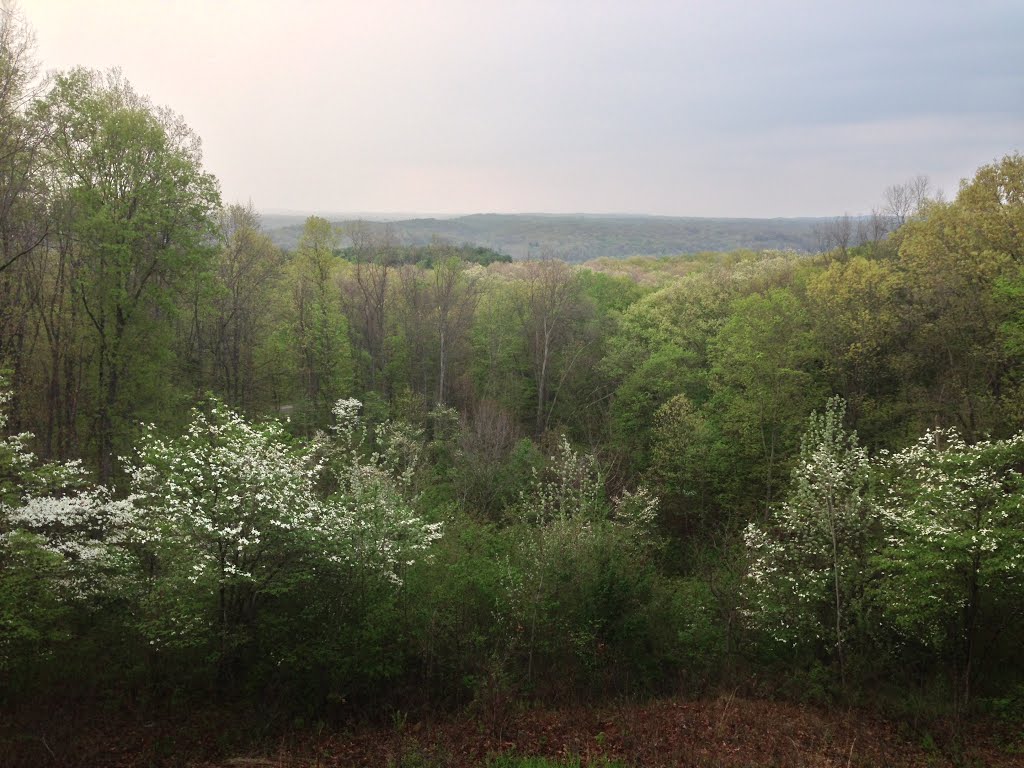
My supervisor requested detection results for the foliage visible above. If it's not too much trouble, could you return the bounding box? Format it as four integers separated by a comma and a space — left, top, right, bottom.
744, 398, 873, 683
5, 11, 1024, 732
874, 428, 1024, 707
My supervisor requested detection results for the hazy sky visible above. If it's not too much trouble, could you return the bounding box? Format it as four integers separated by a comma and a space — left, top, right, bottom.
24, 0, 1024, 217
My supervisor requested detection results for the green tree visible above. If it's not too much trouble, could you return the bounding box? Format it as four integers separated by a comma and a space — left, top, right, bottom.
806, 256, 907, 445
36, 68, 220, 481
0, 2, 47, 432
709, 288, 823, 513
289, 215, 352, 426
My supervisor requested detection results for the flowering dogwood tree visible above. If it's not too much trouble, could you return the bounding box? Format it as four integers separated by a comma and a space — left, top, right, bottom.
128, 401, 321, 654
2, 389, 443, 682
314, 397, 442, 583
127, 398, 441, 663
875, 428, 1024, 710
744, 397, 872, 685
1, 386, 123, 670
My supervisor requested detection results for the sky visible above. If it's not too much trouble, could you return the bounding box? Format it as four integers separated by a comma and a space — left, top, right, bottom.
23, 0, 1024, 218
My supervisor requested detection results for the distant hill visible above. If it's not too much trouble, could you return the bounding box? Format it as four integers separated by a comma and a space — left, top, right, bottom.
261, 213, 826, 261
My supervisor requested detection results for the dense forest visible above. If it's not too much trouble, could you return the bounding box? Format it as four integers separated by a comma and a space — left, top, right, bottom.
2, 6, 1024, 767
259, 212, 827, 261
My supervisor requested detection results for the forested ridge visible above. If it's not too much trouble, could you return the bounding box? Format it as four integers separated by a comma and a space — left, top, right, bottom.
259, 212, 826, 261
2, 6, 1024, 767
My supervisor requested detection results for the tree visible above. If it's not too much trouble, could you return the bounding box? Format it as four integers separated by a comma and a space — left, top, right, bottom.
875, 428, 1024, 714
505, 435, 659, 689
813, 214, 854, 260
896, 167, 1019, 438
392, 246, 480, 410
744, 397, 872, 687
953, 153, 1024, 263
0, 381, 103, 675
648, 393, 715, 535
0, 0, 45, 276
0, 2, 47, 434
289, 215, 351, 424
345, 221, 395, 394
709, 288, 824, 513
604, 272, 733, 474
513, 259, 587, 436
806, 256, 906, 444
127, 398, 439, 683
883, 174, 930, 230
36, 68, 220, 481
193, 203, 284, 412
431, 252, 479, 406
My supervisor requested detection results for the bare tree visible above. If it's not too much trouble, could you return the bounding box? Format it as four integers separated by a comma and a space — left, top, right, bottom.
514, 258, 585, 436
431, 250, 479, 405
344, 221, 396, 393
20, 199, 85, 459
396, 263, 431, 398
814, 214, 854, 260
884, 174, 930, 229
202, 203, 283, 410
0, 2, 47, 433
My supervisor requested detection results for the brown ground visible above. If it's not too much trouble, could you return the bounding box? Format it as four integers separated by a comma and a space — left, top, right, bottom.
3, 696, 1021, 767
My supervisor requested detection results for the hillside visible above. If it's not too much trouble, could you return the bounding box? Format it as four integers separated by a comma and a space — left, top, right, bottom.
262, 213, 825, 260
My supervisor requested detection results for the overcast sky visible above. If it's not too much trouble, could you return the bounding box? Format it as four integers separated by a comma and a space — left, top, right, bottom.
24, 0, 1024, 218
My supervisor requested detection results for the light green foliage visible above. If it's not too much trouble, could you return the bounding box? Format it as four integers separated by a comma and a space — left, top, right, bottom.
710, 288, 824, 511
605, 273, 734, 433
806, 257, 907, 444
470, 275, 533, 417
952, 153, 1024, 261
289, 216, 353, 426
34, 67, 221, 478
647, 393, 716, 533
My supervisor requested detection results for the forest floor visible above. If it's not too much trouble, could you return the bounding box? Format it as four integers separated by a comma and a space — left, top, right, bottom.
3, 695, 1022, 768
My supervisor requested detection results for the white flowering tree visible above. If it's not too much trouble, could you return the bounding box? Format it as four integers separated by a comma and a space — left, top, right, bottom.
0, 386, 125, 672
515, 435, 658, 533
128, 401, 321, 658
875, 429, 1024, 711
125, 397, 442, 682
744, 397, 872, 685
314, 397, 442, 584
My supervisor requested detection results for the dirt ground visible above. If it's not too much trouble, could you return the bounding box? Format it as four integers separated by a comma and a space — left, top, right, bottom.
3, 695, 1021, 767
